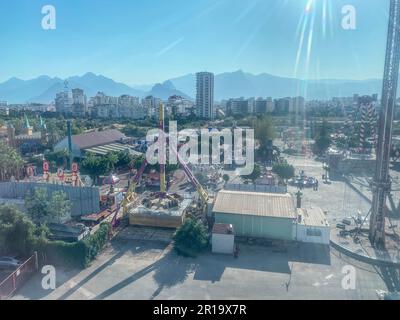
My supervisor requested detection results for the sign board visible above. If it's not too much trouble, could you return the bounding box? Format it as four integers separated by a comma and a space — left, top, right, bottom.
43, 172, 50, 181
26, 166, 34, 177
43, 161, 50, 172
57, 168, 64, 181
72, 162, 78, 173
84, 176, 93, 187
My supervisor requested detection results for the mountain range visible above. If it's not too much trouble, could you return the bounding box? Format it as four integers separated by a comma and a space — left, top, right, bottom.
0, 70, 388, 104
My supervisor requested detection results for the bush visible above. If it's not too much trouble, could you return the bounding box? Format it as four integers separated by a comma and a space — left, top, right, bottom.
272, 161, 295, 181
39, 223, 110, 268
173, 218, 209, 257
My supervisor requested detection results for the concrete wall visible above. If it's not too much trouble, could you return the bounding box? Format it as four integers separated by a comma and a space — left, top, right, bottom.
214, 212, 294, 240
0, 182, 100, 217
212, 233, 234, 254
295, 224, 330, 245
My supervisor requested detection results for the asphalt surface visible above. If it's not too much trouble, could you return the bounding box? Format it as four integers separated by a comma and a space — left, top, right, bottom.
13, 235, 391, 300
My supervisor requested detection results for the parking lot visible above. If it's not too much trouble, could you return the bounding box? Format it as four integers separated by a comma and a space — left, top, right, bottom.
13, 233, 390, 300
284, 154, 371, 224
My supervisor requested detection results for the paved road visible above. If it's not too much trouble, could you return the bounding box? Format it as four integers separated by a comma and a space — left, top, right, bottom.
284, 154, 371, 224
13, 236, 390, 300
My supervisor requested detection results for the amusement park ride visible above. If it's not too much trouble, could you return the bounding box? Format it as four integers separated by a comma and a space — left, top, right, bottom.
112, 103, 210, 228
368, 0, 400, 249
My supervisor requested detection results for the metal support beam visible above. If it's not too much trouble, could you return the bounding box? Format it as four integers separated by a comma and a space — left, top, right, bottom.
370, 0, 400, 249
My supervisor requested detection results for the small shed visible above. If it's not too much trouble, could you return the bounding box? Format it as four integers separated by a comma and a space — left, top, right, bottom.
212, 223, 235, 254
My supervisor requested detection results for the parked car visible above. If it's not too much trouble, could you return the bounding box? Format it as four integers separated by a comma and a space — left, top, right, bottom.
0, 257, 21, 270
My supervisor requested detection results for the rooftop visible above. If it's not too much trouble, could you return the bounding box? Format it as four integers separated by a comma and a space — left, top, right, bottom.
71, 129, 127, 149
297, 207, 329, 227
213, 190, 296, 219
212, 223, 234, 235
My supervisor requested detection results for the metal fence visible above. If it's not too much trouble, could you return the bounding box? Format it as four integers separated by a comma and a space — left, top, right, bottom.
0, 253, 38, 300
0, 181, 100, 216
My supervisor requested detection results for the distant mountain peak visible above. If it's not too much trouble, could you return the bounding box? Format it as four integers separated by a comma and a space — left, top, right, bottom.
162, 80, 176, 90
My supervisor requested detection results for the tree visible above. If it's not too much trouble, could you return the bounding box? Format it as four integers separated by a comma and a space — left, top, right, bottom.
0, 142, 24, 181
313, 120, 332, 155
49, 191, 71, 223
173, 218, 209, 257
105, 152, 118, 171
0, 205, 41, 256
45, 149, 69, 168
25, 188, 71, 225
81, 153, 109, 184
25, 188, 50, 225
272, 161, 295, 181
114, 150, 132, 169
241, 163, 261, 182
254, 116, 275, 158
222, 174, 230, 184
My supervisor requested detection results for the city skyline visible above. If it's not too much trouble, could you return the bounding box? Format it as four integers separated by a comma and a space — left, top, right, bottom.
0, 0, 391, 85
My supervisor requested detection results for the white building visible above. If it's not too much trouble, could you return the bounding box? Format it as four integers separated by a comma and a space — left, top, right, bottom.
196, 72, 214, 119
118, 95, 146, 119
255, 97, 274, 114
212, 223, 235, 254
71, 88, 87, 117
0, 101, 9, 116
55, 91, 73, 114
142, 95, 161, 119
168, 95, 194, 117
227, 97, 251, 115
290, 96, 306, 116
295, 207, 330, 245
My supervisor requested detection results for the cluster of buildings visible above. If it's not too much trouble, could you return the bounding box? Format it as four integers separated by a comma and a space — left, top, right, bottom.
53, 71, 214, 120
223, 96, 306, 116
0, 101, 9, 116
55, 89, 195, 120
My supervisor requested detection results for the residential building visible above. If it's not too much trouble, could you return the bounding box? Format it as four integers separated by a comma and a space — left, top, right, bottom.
290, 96, 306, 115
118, 95, 146, 119
0, 101, 9, 116
196, 72, 214, 119
71, 88, 87, 117
55, 90, 73, 114
255, 97, 274, 114
274, 97, 292, 114
167, 95, 194, 117
142, 95, 162, 119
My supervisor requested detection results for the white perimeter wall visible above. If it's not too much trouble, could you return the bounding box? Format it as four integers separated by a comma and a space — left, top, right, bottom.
295, 224, 330, 245
212, 233, 234, 254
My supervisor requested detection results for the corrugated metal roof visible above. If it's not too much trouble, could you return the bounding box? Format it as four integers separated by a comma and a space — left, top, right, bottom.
213, 190, 296, 219
84, 142, 130, 155
72, 129, 127, 149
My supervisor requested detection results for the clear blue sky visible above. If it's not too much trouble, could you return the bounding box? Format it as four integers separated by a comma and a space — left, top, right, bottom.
0, 0, 390, 85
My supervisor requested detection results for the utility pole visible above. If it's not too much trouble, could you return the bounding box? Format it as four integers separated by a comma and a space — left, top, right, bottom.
67, 120, 73, 171
370, 0, 400, 249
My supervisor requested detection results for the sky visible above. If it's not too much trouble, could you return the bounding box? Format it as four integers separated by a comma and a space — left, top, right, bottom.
0, 0, 391, 85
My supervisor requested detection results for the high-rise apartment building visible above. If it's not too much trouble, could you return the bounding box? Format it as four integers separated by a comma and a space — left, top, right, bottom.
196, 72, 214, 119
55, 90, 73, 114
71, 88, 87, 117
